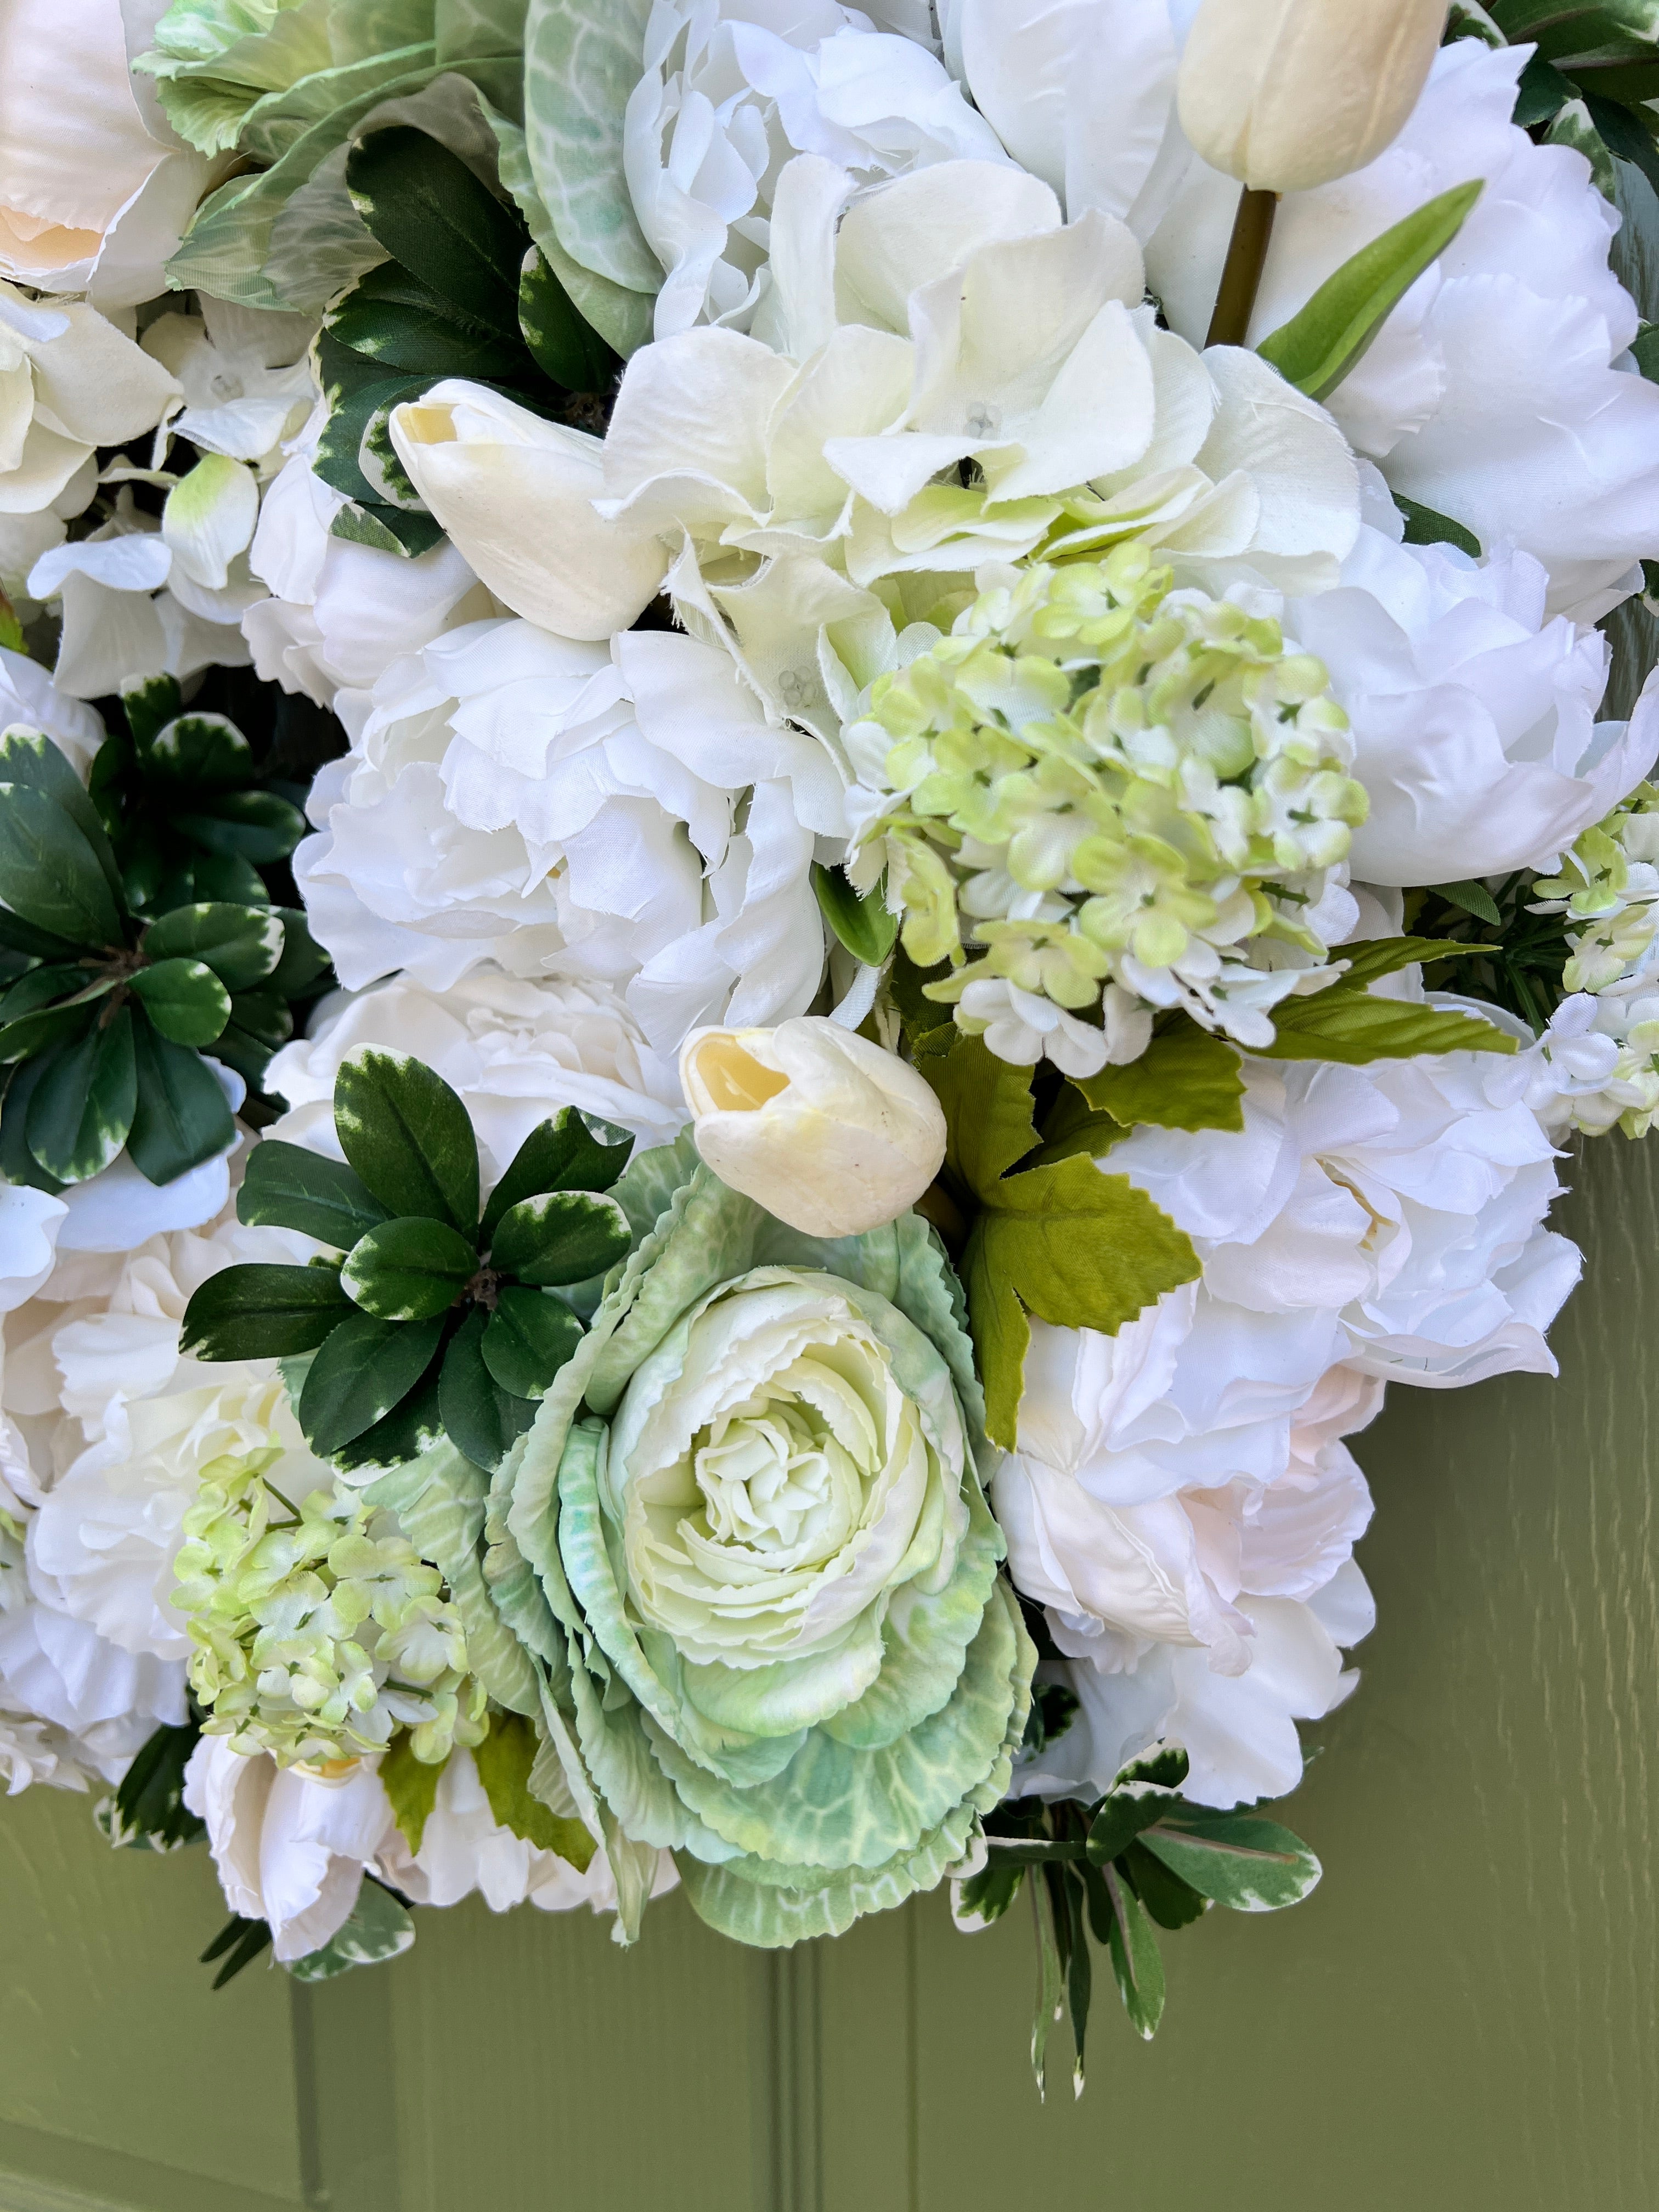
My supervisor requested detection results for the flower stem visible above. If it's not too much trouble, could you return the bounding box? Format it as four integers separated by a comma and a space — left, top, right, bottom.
1205, 186, 1279, 350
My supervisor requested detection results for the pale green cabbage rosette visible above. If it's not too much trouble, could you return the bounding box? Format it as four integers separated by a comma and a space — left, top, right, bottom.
503, 1135, 1034, 1948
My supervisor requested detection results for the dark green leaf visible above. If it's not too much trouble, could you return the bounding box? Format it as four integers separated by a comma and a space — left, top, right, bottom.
347, 127, 528, 328
329, 500, 447, 557
331, 1356, 446, 1473
1635, 321, 1659, 382
1256, 180, 1483, 401
177, 789, 308, 863
334, 1048, 480, 1236
109, 1719, 205, 1850
238, 1139, 390, 1248
481, 1284, 583, 1400
889, 946, 957, 1058
225, 987, 291, 1051
1121, 1839, 1209, 1931
0, 963, 91, 1023
313, 369, 432, 507
325, 262, 531, 381
299, 1310, 448, 1455
1139, 1811, 1322, 1912
285, 1875, 415, 1982
144, 712, 251, 789
1101, 1861, 1165, 2039
811, 862, 898, 967
1395, 494, 1482, 558
1514, 50, 1576, 126
0, 781, 123, 947
128, 958, 231, 1047
204, 1915, 272, 1989
140, 903, 284, 989
1059, 1866, 1092, 2091
479, 1108, 633, 1238
121, 673, 183, 750
182, 1262, 353, 1361
1117, 1745, 1190, 1790
0, 727, 123, 902
489, 1188, 630, 1286
0, 997, 95, 1065
1430, 879, 1503, 927
127, 1017, 236, 1184
955, 1856, 1025, 1926
437, 1305, 535, 1470
518, 245, 618, 392
0, 903, 83, 962
1085, 1791, 1170, 1866
0, 1057, 64, 1192
341, 1215, 478, 1320
473, 1710, 595, 1868
267, 909, 330, 997
27, 1006, 137, 1182
1585, 91, 1659, 202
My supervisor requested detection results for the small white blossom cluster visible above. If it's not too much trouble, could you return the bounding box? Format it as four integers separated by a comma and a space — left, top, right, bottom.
174, 1457, 486, 1770
848, 547, 1365, 1074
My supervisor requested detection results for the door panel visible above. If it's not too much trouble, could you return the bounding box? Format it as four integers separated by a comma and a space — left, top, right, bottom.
3, 1131, 1657, 2210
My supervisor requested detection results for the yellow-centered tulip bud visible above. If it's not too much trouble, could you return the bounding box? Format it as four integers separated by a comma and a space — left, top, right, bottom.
680, 1018, 947, 1239
1177, 0, 1448, 195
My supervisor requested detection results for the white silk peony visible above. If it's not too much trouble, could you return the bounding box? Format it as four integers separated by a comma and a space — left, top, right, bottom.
1004, 1362, 1378, 1807
1291, 523, 1659, 886
627, 0, 1008, 338
1110, 1037, 1582, 1390
242, 454, 496, 722
0, 0, 213, 307
292, 617, 845, 1050
391, 155, 1358, 738
265, 969, 689, 1175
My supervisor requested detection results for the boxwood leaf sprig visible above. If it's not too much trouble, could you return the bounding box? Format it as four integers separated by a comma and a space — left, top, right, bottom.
0, 726, 325, 1192
181, 1049, 635, 1475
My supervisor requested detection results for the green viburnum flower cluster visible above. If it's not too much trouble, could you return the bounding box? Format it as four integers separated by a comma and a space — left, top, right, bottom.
174, 1448, 485, 1768
846, 546, 1368, 1070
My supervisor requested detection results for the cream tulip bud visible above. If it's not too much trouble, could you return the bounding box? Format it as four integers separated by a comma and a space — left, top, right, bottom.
679, 1019, 947, 1239
1176, 0, 1447, 195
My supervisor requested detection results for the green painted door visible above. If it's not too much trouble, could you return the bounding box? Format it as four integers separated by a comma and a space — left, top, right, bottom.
3, 1130, 1656, 2211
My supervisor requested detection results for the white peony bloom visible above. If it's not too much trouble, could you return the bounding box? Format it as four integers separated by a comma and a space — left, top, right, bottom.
182, 1736, 398, 1963
265, 969, 689, 1175
1111, 1041, 1582, 1389
1291, 524, 1659, 885
376, 1745, 678, 1916
292, 618, 845, 1051
391, 156, 1358, 735
1144, 39, 1659, 622
626, 0, 1008, 338
241, 454, 496, 721
0, 0, 213, 307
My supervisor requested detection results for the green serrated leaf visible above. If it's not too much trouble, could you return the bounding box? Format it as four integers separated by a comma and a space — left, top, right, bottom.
1073, 1019, 1245, 1134
341, 1216, 478, 1321
128, 958, 232, 1047
324, 259, 532, 381
474, 1709, 595, 1869
1139, 1811, 1322, 1912
127, 1018, 237, 1186
238, 1140, 390, 1249
438, 1304, 537, 1471
1259, 983, 1516, 1064
488, 1188, 631, 1286
299, 1309, 449, 1457
0, 781, 124, 949
140, 903, 284, 990
480, 1283, 583, 1400
479, 1107, 633, 1238
1430, 879, 1503, 927
811, 862, 898, 968
182, 1263, 354, 1361
27, 1007, 137, 1183
518, 244, 618, 392
285, 1876, 415, 1982
1257, 180, 1483, 402
379, 1729, 447, 1856
923, 1039, 1200, 1448
334, 1049, 481, 1237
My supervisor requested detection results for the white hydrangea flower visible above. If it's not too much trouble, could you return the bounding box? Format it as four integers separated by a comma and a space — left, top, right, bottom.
626, 0, 1008, 338
292, 618, 846, 1053
1006, 1363, 1379, 1808
142, 300, 317, 475
1291, 524, 1659, 887
266, 970, 688, 1171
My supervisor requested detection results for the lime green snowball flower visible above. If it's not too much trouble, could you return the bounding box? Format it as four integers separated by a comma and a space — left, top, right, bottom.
504, 1138, 1034, 1947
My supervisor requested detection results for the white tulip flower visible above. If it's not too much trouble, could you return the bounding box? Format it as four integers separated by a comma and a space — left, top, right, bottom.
680, 1018, 946, 1237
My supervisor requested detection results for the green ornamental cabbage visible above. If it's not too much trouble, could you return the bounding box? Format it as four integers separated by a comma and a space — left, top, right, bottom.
500, 1136, 1034, 1946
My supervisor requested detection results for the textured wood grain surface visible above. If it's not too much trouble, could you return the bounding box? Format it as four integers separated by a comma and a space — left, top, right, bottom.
3, 1130, 1657, 2210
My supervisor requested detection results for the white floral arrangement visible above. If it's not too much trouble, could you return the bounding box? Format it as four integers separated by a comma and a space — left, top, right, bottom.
1, 0, 1657, 2087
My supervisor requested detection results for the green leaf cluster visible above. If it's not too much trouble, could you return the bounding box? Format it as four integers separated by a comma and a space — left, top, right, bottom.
317, 124, 618, 557
960, 1748, 1320, 2094
182, 1050, 634, 1475
0, 726, 324, 1190
101, 1718, 206, 1853
202, 1875, 417, 1991
1449, 1, 1659, 205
